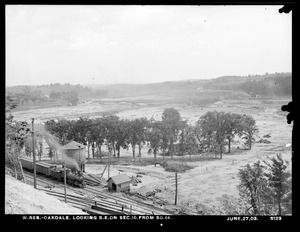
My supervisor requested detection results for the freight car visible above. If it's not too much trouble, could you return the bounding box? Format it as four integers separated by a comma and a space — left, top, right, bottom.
20, 156, 86, 188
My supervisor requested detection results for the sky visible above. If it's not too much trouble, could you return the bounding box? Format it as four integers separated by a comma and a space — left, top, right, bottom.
5, 5, 292, 86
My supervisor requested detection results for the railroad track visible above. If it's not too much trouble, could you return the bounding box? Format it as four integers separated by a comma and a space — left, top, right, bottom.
23, 176, 89, 210
95, 191, 173, 215
22, 171, 173, 215
23, 173, 131, 214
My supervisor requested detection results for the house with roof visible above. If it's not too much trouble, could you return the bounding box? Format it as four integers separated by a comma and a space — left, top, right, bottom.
107, 173, 131, 192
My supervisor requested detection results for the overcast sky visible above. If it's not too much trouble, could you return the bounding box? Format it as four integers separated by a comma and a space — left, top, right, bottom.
6, 5, 292, 86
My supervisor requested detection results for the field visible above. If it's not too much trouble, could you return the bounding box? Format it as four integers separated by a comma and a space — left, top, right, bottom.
11, 94, 293, 214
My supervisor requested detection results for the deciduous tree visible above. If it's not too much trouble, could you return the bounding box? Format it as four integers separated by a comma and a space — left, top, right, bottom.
147, 121, 163, 167
223, 113, 243, 153
197, 111, 227, 159
162, 108, 182, 160
101, 114, 120, 157
240, 115, 258, 150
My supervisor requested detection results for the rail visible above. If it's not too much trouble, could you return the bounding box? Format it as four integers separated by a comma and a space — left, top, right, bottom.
21, 171, 173, 215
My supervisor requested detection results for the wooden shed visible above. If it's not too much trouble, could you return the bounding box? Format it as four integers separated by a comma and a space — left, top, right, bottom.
107, 174, 131, 192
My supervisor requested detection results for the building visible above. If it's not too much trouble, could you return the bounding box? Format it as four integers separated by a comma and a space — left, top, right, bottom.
107, 174, 131, 192
59, 141, 86, 171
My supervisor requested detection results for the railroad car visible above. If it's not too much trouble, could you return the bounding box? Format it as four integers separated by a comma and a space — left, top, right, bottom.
20, 157, 86, 188
36, 162, 58, 176
20, 156, 34, 171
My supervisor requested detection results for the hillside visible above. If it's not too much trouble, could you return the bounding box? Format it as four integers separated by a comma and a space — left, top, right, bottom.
6, 72, 291, 111
5, 174, 86, 214
203, 72, 291, 96
82, 79, 209, 98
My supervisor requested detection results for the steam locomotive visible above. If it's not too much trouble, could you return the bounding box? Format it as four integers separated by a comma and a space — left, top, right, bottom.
20, 156, 86, 188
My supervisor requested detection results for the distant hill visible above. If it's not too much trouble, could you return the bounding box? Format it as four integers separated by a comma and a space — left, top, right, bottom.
6, 83, 107, 110
6, 72, 291, 111
83, 79, 210, 98
81, 72, 291, 98
203, 72, 291, 96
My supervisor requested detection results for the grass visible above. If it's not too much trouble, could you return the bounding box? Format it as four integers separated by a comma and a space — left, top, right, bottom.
86, 152, 220, 166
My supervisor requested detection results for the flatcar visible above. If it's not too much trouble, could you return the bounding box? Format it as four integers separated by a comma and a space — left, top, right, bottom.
20, 156, 86, 188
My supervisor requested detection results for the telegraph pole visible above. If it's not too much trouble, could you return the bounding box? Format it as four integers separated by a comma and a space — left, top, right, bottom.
64, 161, 67, 203
32, 118, 37, 189
108, 148, 110, 179
175, 172, 178, 205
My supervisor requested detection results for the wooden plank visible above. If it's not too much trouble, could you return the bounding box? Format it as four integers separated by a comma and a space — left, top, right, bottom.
88, 174, 102, 183
91, 204, 126, 215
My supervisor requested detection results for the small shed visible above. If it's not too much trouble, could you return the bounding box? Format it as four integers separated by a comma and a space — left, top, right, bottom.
107, 174, 131, 192
59, 141, 86, 171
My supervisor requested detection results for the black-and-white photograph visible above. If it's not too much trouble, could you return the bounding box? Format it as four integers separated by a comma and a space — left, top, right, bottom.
5, 5, 292, 219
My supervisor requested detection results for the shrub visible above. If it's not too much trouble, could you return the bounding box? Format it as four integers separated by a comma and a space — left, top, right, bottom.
161, 160, 193, 173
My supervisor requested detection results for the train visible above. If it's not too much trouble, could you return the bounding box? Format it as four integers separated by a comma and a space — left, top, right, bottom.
20, 156, 86, 188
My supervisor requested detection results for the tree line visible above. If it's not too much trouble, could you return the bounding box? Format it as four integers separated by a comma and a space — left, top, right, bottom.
6, 96, 259, 176
42, 108, 258, 163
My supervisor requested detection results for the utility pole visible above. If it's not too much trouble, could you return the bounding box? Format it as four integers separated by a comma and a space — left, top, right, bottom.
32, 118, 37, 189
108, 149, 110, 180
18, 158, 26, 183
99, 164, 107, 181
64, 161, 67, 203
175, 172, 178, 205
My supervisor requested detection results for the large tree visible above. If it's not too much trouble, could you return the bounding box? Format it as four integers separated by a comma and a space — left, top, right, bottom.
196, 111, 215, 152
90, 118, 106, 161
6, 95, 31, 179
161, 108, 182, 160
212, 111, 227, 159
147, 121, 163, 167
178, 122, 198, 160
178, 120, 189, 158
223, 113, 243, 153
115, 119, 129, 161
240, 114, 258, 150
188, 126, 200, 159
45, 119, 71, 146
101, 114, 120, 157
263, 154, 292, 215
238, 161, 268, 215
136, 117, 149, 162
154, 119, 169, 160
127, 117, 149, 162
74, 117, 91, 146
126, 119, 139, 162
238, 156, 292, 215
197, 111, 227, 159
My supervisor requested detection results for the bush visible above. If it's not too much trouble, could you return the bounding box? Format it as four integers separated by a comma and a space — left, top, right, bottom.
161, 160, 193, 173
